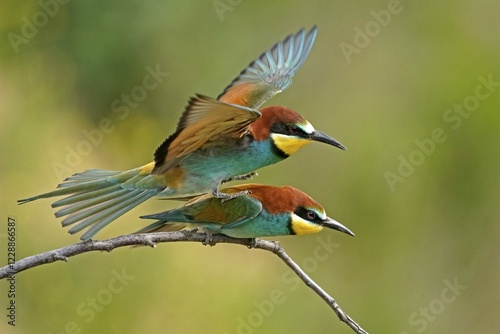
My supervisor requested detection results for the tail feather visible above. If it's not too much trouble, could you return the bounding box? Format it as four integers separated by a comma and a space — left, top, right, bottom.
66, 169, 121, 179
65, 191, 143, 232
52, 185, 123, 208
18, 167, 166, 240
60, 189, 132, 225
18, 178, 113, 203
56, 180, 102, 189
78, 189, 161, 240
60, 170, 120, 183
17, 170, 120, 204
55, 186, 126, 217
137, 211, 191, 234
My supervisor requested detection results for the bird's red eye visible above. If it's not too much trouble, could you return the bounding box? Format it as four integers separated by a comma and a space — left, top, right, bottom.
307, 211, 317, 220
289, 125, 300, 134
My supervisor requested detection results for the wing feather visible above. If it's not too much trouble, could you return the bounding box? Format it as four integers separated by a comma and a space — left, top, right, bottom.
152, 95, 261, 175
138, 191, 263, 233
217, 26, 317, 109
152, 27, 317, 175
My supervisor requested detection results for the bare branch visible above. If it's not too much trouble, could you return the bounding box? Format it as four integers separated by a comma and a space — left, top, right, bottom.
0, 231, 368, 334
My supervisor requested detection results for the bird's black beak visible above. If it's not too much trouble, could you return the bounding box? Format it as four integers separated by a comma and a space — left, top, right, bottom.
309, 130, 346, 151
322, 217, 355, 236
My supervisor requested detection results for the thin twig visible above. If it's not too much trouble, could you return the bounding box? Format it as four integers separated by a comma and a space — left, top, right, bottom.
0, 232, 368, 334
268, 246, 369, 334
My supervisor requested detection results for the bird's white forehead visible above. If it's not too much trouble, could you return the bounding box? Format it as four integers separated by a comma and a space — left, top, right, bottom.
307, 206, 326, 220
298, 121, 315, 134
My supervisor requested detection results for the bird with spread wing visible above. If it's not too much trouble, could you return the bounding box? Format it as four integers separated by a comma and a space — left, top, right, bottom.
19, 26, 346, 240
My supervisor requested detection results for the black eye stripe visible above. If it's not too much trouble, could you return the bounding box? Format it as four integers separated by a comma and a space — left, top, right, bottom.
294, 207, 323, 223
270, 122, 307, 137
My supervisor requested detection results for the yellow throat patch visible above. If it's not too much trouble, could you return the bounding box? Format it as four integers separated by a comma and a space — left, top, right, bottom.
271, 134, 311, 156
290, 213, 323, 235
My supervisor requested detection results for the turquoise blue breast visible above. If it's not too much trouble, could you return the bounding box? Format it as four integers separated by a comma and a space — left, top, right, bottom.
169, 138, 284, 195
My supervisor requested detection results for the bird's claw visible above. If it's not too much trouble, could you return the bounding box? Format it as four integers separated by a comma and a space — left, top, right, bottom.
185, 227, 199, 237
202, 229, 213, 246
222, 172, 258, 184
51, 252, 68, 262
247, 238, 257, 249
142, 236, 157, 248
213, 186, 251, 202
220, 190, 251, 203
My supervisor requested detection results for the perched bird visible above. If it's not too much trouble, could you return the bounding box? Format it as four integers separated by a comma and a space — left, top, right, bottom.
19, 26, 346, 241
138, 184, 354, 238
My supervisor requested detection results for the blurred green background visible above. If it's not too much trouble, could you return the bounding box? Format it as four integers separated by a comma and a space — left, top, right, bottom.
1, 0, 499, 333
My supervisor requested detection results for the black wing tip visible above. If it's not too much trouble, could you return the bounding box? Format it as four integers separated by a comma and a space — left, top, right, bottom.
153, 131, 179, 170
153, 94, 208, 168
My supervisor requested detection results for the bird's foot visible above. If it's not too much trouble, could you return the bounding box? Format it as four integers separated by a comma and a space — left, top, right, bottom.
216, 190, 251, 203
222, 172, 258, 184
212, 186, 251, 203
247, 238, 257, 249
185, 227, 199, 237
202, 229, 213, 246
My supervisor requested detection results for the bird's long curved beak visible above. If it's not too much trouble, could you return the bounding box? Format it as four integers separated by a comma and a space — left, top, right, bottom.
321, 217, 355, 236
310, 130, 346, 151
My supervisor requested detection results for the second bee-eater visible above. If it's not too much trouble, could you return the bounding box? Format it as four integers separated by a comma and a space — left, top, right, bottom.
139, 184, 354, 238
19, 26, 346, 240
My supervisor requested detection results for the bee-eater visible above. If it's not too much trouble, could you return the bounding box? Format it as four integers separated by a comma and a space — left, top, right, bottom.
19, 26, 346, 241
139, 184, 354, 238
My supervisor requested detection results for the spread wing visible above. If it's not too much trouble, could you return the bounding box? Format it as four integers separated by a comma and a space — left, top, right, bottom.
152, 95, 261, 175
217, 26, 317, 109
138, 191, 263, 233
